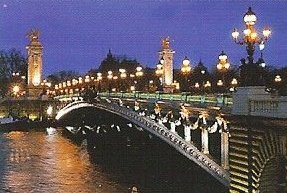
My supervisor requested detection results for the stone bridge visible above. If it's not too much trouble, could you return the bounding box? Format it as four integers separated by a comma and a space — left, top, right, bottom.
56, 100, 230, 187
55, 98, 286, 192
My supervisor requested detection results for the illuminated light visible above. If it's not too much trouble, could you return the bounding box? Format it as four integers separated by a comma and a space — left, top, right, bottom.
243, 7, 257, 25
250, 32, 257, 39
218, 52, 228, 61
259, 42, 265, 51
97, 72, 102, 81
149, 80, 153, 84
46, 106, 53, 116
55, 101, 94, 120
46, 127, 56, 135
224, 62, 230, 69
130, 74, 135, 78
182, 56, 190, 66
130, 86, 135, 91
195, 82, 200, 88
263, 28, 271, 38
156, 64, 163, 69
113, 76, 118, 80
46, 82, 51, 87
119, 68, 126, 73
120, 73, 127, 79
204, 81, 211, 88
112, 88, 116, 92
84, 75, 90, 82
13, 85, 20, 94
274, 75, 282, 82
63, 82, 66, 88
217, 80, 223, 86
232, 29, 239, 39
136, 71, 143, 77
201, 70, 206, 74
243, 29, 251, 36
32, 75, 41, 86
108, 71, 113, 75
67, 80, 71, 87
231, 78, 238, 85
181, 66, 191, 73
136, 66, 142, 72
260, 62, 266, 68
217, 63, 223, 70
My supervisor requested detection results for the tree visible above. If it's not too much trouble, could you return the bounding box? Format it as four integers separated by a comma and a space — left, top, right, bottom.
0, 49, 27, 96
46, 70, 80, 85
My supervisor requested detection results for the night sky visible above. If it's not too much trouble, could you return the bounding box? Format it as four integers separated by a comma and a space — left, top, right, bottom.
0, 0, 287, 76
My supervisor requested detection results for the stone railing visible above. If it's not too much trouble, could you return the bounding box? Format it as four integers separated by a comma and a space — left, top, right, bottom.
249, 98, 287, 118
94, 101, 230, 186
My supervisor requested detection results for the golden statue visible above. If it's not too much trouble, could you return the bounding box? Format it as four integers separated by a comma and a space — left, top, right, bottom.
27, 29, 40, 42
161, 37, 170, 49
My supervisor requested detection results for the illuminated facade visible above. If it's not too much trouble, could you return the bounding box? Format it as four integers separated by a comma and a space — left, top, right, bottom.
159, 37, 175, 92
26, 30, 43, 97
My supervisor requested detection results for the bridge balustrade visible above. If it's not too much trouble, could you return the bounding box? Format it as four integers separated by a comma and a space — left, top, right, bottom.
93, 101, 230, 186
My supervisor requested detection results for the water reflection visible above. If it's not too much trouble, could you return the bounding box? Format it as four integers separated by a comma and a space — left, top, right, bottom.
0, 130, 127, 193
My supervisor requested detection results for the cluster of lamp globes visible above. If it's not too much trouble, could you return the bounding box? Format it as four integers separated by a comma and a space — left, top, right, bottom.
54, 66, 144, 91
231, 7, 271, 45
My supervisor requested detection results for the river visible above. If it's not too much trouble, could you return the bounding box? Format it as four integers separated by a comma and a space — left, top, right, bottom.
0, 128, 227, 193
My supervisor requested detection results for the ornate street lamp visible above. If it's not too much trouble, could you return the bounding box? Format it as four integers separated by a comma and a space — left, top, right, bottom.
107, 71, 113, 93
155, 60, 164, 90
135, 66, 143, 91
217, 51, 230, 91
119, 69, 127, 92
181, 56, 191, 92
232, 7, 271, 86
96, 72, 102, 92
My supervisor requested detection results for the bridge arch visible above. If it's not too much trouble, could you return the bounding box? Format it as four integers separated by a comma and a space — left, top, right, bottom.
56, 101, 230, 187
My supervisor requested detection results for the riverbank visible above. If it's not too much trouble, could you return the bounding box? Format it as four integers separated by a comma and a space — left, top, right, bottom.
0, 119, 59, 132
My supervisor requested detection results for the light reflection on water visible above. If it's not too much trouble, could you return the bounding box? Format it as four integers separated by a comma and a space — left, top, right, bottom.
0, 130, 127, 193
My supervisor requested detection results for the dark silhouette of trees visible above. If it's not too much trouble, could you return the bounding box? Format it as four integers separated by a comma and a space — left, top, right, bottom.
0, 49, 27, 96
46, 70, 79, 85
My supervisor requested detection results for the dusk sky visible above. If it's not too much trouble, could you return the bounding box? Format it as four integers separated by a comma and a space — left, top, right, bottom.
0, 0, 287, 76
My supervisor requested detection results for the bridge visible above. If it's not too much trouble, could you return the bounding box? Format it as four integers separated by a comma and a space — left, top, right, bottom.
54, 94, 286, 193
56, 100, 230, 186
0, 90, 285, 192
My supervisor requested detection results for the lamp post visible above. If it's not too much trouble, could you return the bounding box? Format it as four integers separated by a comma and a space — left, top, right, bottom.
230, 78, 238, 92
97, 72, 102, 92
119, 68, 127, 92
107, 71, 113, 95
217, 51, 230, 91
232, 7, 271, 86
181, 56, 191, 92
135, 66, 143, 91
155, 60, 164, 91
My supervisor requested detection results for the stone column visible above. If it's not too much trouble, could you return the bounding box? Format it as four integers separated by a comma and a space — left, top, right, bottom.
170, 122, 176, 133
184, 125, 191, 142
202, 128, 209, 154
221, 131, 229, 170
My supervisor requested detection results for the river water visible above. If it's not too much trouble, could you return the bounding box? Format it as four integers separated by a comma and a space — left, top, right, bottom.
0, 128, 226, 193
